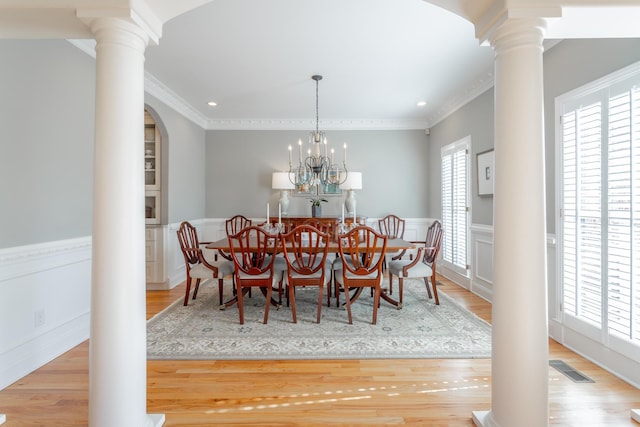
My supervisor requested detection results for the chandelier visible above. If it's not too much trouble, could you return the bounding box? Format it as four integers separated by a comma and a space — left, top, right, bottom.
288, 75, 348, 193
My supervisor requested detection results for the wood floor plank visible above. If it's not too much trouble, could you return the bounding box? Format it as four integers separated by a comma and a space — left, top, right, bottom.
1, 276, 639, 426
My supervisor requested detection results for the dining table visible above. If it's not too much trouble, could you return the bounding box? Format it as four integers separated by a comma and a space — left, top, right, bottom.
205, 234, 416, 309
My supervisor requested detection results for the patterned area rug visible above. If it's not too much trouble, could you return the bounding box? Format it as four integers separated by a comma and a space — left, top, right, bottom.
147, 278, 492, 360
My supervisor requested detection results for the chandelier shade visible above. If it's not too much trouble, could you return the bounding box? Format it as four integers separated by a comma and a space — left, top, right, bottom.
288, 75, 348, 193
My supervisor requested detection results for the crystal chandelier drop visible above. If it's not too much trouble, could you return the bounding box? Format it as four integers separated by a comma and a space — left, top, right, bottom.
288, 75, 348, 193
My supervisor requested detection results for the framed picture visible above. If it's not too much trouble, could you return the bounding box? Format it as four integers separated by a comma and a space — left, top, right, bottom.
477, 149, 494, 196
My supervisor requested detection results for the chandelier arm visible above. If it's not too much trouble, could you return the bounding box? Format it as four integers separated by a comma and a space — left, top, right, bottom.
286, 74, 349, 192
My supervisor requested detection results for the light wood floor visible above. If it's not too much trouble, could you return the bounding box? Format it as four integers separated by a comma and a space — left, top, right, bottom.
1, 277, 639, 426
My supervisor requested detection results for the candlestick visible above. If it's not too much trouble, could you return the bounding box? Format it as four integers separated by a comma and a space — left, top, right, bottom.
342, 205, 345, 224
331, 148, 335, 164
324, 137, 328, 157
298, 139, 302, 162
314, 140, 320, 157
267, 203, 269, 224
278, 203, 281, 224
353, 204, 356, 223
288, 145, 292, 165
343, 143, 347, 164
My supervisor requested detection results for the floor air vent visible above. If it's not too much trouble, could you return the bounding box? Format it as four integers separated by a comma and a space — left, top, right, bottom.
549, 359, 594, 383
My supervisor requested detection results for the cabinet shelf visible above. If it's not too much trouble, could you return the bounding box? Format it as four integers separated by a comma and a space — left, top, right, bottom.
145, 111, 160, 222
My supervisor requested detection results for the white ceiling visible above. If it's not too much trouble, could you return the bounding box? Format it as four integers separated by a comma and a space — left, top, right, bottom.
143, 0, 496, 130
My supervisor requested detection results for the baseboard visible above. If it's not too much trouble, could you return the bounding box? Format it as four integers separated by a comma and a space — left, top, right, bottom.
0, 312, 89, 390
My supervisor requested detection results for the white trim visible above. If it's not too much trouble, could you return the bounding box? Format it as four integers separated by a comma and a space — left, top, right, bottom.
429, 70, 495, 127
65, 39, 476, 132
0, 238, 91, 390
556, 60, 640, 105
0, 236, 92, 282
0, 312, 89, 390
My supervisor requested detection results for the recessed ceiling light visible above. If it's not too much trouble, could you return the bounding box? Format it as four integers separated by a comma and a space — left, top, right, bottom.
207, 101, 217, 106
417, 101, 427, 107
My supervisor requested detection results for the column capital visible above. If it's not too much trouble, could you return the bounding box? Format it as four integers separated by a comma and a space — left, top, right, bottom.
488, 17, 547, 55
85, 16, 150, 54
473, 2, 560, 45
76, 4, 161, 46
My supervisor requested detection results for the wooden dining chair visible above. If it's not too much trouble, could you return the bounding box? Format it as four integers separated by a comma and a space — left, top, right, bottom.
280, 225, 331, 323
388, 220, 443, 306
227, 225, 283, 324
219, 215, 253, 262
176, 221, 234, 306
336, 225, 388, 324
302, 218, 338, 305
377, 214, 406, 275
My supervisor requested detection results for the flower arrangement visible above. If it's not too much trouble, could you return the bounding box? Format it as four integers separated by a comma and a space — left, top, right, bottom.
309, 198, 328, 207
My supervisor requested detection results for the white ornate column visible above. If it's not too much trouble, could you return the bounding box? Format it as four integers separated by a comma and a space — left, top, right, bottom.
80, 13, 164, 427
473, 17, 549, 427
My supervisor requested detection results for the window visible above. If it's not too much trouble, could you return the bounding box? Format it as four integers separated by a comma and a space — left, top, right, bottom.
441, 137, 469, 276
558, 62, 640, 360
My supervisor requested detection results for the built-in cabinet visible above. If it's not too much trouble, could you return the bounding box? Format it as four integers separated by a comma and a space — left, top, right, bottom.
144, 111, 160, 224
144, 110, 165, 285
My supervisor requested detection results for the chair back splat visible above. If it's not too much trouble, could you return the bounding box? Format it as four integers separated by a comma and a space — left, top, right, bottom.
228, 225, 282, 324
219, 215, 252, 262
280, 225, 331, 323
336, 225, 388, 324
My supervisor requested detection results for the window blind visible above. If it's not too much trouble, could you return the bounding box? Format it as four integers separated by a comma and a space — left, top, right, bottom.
560, 74, 640, 353
441, 138, 469, 274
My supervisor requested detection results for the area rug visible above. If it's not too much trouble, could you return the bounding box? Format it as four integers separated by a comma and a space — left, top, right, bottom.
147, 278, 492, 360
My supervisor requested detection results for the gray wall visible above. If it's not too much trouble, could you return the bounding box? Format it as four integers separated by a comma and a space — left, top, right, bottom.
0, 40, 95, 248
4, 37, 638, 249
428, 38, 640, 230
204, 129, 429, 220
0, 40, 210, 249
543, 38, 640, 233
428, 88, 495, 225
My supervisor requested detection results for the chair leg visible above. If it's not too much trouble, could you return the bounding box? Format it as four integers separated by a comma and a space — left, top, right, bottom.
399, 277, 404, 305
327, 272, 332, 307
183, 277, 192, 306
317, 284, 324, 323
290, 284, 297, 323
430, 274, 440, 305
192, 278, 201, 300
423, 277, 433, 299
263, 285, 272, 324
237, 284, 245, 325
372, 286, 380, 325
344, 284, 353, 324
218, 278, 224, 306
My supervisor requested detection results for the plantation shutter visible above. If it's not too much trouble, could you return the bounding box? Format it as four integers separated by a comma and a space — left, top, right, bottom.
441, 138, 469, 274
560, 76, 640, 351
606, 86, 640, 343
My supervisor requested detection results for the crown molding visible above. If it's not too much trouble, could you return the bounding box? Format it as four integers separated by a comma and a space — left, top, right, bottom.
428, 70, 495, 127
143, 72, 209, 128
205, 118, 429, 131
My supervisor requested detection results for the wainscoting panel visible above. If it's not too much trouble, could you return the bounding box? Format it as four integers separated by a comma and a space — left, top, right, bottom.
470, 224, 494, 302
0, 237, 92, 390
